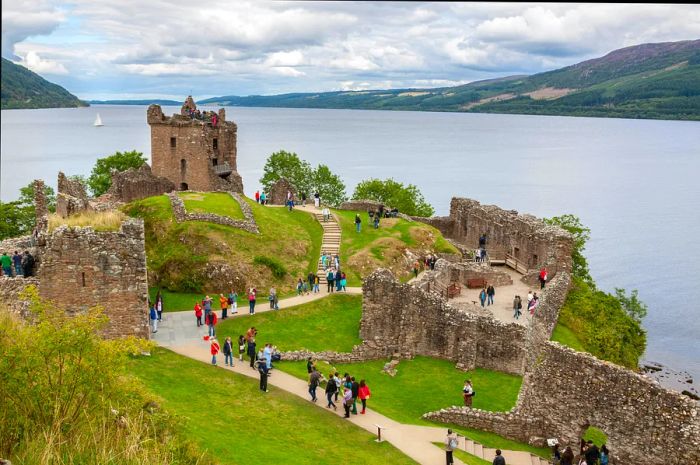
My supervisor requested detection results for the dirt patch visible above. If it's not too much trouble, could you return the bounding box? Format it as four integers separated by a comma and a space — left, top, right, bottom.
409, 226, 435, 247
664, 61, 688, 72
460, 93, 517, 110
179, 192, 205, 201
523, 87, 575, 100
398, 91, 431, 97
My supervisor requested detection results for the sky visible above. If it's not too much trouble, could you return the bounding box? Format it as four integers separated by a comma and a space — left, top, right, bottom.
2, 1, 700, 100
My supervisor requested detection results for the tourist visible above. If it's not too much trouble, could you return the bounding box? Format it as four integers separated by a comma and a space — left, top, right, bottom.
445, 429, 459, 465
551, 443, 561, 465
272, 285, 282, 308
206, 310, 218, 337
322, 207, 330, 222
513, 295, 522, 320
254, 355, 269, 392
1, 252, 12, 276
479, 288, 487, 307
211, 112, 218, 127
358, 379, 371, 414
560, 446, 575, 465
313, 274, 320, 293
413, 260, 420, 278
308, 367, 321, 402
302, 278, 309, 295
246, 326, 257, 342
210, 337, 220, 365
248, 287, 257, 314
539, 267, 548, 289
335, 269, 342, 292
529, 292, 539, 315
350, 376, 360, 414
228, 289, 238, 314
340, 272, 347, 292
584, 440, 599, 465
12, 251, 22, 277
600, 445, 609, 465
203, 295, 213, 321
479, 233, 487, 249
308, 271, 315, 294
314, 192, 320, 208
263, 343, 273, 373
255, 190, 260, 203
247, 337, 257, 368
219, 293, 229, 319
21, 251, 35, 277
342, 386, 353, 418
296, 278, 304, 296
373, 214, 380, 229
223, 336, 234, 366
334, 254, 340, 269
238, 334, 246, 361
355, 214, 362, 232
321, 252, 327, 270
487, 284, 495, 306
194, 300, 203, 326
260, 191, 267, 205
155, 291, 164, 321
149, 303, 158, 333
493, 449, 506, 465
301, 192, 307, 206
462, 379, 474, 406
325, 372, 338, 410
327, 269, 335, 293
526, 290, 533, 311
306, 356, 316, 374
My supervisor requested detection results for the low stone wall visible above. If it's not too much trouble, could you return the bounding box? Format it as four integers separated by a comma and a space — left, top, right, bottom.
424, 342, 700, 465
339, 199, 384, 212
168, 191, 259, 234
106, 164, 175, 203
410, 215, 454, 237
280, 341, 389, 365
361, 269, 529, 375
448, 262, 514, 287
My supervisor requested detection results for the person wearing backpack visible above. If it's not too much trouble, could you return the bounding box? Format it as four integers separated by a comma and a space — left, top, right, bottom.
325, 371, 338, 410
247, 288, 257, 314
206, 310, 218, 337
445, 429, 459, 465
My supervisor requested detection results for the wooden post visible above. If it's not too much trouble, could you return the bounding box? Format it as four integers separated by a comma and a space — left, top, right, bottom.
374, 424, 385, 442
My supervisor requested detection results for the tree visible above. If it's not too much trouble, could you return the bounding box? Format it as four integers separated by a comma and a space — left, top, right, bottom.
352, 178, 434, 217
310, 164, 347, 207
544, 214, 593, 286
88, 150, 146, 197
259, 150, 313, 195
0, 182, 56, 240
614, 288, 648, 323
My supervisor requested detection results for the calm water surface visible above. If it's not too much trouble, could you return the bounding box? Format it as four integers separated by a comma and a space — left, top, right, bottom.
2, 106, 699, 380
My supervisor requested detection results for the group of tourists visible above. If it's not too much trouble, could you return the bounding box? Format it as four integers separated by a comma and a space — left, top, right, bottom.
0, 250, 35, 278
478, 285, 496, 307
254, 190, 268, 204
512, 290, 540, 320
551, 440, 610, 465
306, 358, 372, 417
185, 108, 218, 126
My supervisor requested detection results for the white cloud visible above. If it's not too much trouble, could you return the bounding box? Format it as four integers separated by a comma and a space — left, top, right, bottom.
265, 50, 305, 67
19, 50, 68, 74
1, 0, 66, 58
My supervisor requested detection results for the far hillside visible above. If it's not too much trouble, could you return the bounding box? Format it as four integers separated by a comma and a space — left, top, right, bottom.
1, 57, 87, 109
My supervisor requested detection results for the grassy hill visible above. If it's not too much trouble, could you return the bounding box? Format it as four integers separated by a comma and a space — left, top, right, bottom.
1, 57, 87, 109
199, 40, 700, 121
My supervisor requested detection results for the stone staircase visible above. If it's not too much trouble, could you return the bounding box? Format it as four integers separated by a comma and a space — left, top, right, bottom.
313, 211, 342, 285
460, 437, 550, 465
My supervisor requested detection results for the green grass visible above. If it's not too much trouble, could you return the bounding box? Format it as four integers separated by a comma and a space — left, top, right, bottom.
130, 348, 416, 465
126, 196, 323, 295
277, 356, 522, 424
551, 321, 586, 352
583, 426, 608, 447
333, 210, 458, 286
217, 294, 362, 352
179, 191, 244, 219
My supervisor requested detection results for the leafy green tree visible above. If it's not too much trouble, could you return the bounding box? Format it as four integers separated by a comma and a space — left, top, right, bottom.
544, 214, 593, 286
311, 164, 347, 207
88, 150, 146, 197
352, 178, 434, 217
614, 288, 648, 323
260, 150, 313, 195
0, 182, 56, 240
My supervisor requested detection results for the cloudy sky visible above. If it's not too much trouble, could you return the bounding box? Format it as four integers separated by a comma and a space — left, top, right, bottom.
3, 1, 700, 100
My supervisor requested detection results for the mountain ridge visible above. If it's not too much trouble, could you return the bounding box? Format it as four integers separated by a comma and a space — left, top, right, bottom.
1, 58, 87, 110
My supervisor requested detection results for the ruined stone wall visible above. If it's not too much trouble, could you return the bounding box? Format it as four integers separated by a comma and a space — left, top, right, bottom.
0, 276, 40, 318
167, 191, 258, 234
409, 215, 454, 237
447, 262, 514, 287
56, 172, 91, 218
339, 199, 385, 212
36, 219, 150, 339
361, 269, 529, 375
424, 342, 700, 465
267, 177, 297, 205
105, 164, 175, 203
148, 104, 243, 193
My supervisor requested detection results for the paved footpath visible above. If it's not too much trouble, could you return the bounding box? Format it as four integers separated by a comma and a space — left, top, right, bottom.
151, 206, 548, 465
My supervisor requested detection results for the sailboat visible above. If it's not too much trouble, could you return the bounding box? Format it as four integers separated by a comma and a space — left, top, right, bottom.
94, 113, 104, 127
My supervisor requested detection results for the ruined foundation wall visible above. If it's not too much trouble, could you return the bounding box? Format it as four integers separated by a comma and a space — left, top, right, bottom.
106, 164, 175, 203
36, 219, 150, 339
361, 269, 528, 375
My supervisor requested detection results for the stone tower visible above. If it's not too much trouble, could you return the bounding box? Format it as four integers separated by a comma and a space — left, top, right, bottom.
147, 96, 243, 192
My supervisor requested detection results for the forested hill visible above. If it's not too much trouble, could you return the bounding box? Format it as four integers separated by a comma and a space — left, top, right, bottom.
1, 58, 87, 110
201, 40, 700, 121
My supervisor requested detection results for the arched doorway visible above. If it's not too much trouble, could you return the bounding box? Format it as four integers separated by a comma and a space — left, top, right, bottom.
180, 182, 188, 191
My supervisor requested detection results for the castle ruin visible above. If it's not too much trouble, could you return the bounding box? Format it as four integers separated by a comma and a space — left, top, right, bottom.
147, 96, 243, 193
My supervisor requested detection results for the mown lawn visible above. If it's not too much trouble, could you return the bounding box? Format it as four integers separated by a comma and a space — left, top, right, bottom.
333, 209, 458, 286
179, 191, 244, 219
130, 348, 416, 465
277, 356, 522, 424
216, 293, 362, 352
551, 321, 586, 352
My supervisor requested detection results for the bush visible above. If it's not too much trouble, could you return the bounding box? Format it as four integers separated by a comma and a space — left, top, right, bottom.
0, 286, 212, 464
254, 255, 287, 278
88, 150, 146, 197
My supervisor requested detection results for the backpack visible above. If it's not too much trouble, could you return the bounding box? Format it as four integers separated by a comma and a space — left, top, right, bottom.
448, 437, 459, 449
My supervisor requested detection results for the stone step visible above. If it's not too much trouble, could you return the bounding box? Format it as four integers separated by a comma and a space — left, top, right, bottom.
464, 439, 475, 455
529, 455, 541, 465
473, 443, 483, 458
482, 447, 497, 461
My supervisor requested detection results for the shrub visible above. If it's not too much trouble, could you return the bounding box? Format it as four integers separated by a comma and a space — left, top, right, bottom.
254, 255, 287, 278
88, 150, 146, 197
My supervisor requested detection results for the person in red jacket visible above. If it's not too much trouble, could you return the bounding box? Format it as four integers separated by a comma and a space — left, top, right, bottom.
358, 379, 371, 414
194, 301, 203, 327
206, 311, 218, 337
539, 267, 548, 289
210, 338, 220, 365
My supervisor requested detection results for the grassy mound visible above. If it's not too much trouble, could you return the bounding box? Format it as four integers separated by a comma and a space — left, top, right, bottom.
217, 293, 362, 352
130, 348, 416, 465
334, 210, 458, 286
179, 191, 244, 219
125, 195, 322, 295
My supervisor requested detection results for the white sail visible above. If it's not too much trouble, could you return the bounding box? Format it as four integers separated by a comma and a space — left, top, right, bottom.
94, 113, 103, 126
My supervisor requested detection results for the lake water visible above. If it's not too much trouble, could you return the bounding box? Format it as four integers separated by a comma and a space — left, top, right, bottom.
2, 105, 699, 381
